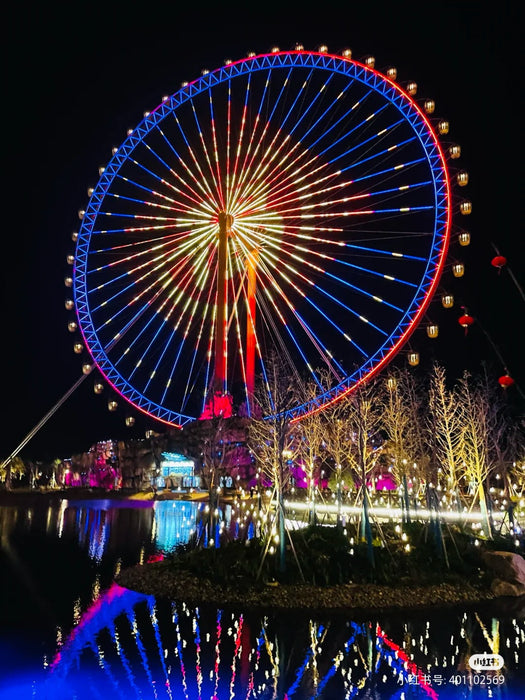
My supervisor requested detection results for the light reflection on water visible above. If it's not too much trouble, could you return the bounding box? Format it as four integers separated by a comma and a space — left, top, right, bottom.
0, 497, 524, 699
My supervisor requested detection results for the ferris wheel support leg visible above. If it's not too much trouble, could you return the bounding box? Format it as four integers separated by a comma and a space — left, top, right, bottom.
214, 212, 232, 394
0, 372, 89, 470
246, 248, 259, 404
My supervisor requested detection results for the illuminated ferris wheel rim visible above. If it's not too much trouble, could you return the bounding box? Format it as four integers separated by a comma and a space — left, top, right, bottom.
73, 49, 452, 427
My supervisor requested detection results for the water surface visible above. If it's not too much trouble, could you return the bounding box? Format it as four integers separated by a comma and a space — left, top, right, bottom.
0, 495, 523, 699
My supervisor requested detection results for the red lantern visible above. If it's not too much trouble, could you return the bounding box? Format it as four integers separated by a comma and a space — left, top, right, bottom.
458, 313, 474, 335
491, 255, 507, 271
498, 374, 514, 389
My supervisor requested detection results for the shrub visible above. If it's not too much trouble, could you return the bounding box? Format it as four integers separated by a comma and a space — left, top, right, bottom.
163, 521, 519, 589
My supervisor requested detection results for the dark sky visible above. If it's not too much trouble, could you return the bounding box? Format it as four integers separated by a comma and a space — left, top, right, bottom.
2, 1, 522, 461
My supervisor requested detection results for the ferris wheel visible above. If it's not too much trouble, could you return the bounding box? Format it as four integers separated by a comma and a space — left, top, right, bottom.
71, 47, 453, 427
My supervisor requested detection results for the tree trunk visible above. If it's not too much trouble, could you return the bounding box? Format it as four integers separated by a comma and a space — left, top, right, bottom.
477, 481, 493, 539
5, 464, 12, 491
278, 490, 286, 574
361, 488, 375, 569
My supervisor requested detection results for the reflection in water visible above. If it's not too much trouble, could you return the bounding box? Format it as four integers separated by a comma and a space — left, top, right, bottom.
0, 498, 524, 699
0, 498, 238, 562
154, 500, 200, 552
34, 585, 525, 699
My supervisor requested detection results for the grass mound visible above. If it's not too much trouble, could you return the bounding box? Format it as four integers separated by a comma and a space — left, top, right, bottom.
158, 522, 518, 589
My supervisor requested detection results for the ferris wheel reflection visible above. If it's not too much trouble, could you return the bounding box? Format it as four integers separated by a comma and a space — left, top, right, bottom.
40, 581, 524, 700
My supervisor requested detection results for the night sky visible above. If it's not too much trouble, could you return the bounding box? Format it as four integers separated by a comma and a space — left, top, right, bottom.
2, 2, 522, 461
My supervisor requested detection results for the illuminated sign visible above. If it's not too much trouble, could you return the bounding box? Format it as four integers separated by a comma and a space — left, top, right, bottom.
161, 452, 195, 476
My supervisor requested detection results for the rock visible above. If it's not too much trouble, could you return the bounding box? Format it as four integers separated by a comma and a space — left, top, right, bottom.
490, 578, 525, 598
116, 565, 495, 611
482, 551, 525, 585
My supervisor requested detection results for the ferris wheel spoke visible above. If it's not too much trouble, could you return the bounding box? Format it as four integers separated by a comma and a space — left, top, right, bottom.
151, 267, 217, 407
97, 211, 180, 229
331, 258, 419, 288
264, 176, 433, 223
233, 69, 278, 196
122, 312, 172, 385
268, 67, 317, 137
231, 129, 307, 212
89, 227, 208, 261
196, 313, 216, 412
277, 245, 407, 315
140, 133, 219, 211
337, 138, 419, 178
126, 151, 216, 214
285, 285, 363, 371
92, 242, 215, 360
187, 98, 225, 205
272, 166, 432, 212
301, 88, 378, 153
288, 74, 357, 144
99, 294, 164, 368
239, 145, 325, 217
88, 251, 180, 316
160, 305, 209, 410
104, 190, 193, 217
257, 285, 322, 388
241, 220, 422, 312
244, 227, 417, 303
143, 300, 196, 396
161, 283, 215, 409
89, 208, 208, 238
298, 203, 433, 219
111, 171, 210, 219
91, 221, 183, 236
88, 234, 209, 312
206, 88, 225, 209
232, 117, 287, 205
342, 241, 428, 262
313, 103, 396, 159
258, 248, 391, 341
283, 315, 334, 390
265, 66, 295, 123
224, 72, 254, 210
169, 112, 222, 207
151, 129, 221, 213
228, 68, 303, 202
255, 256, 373, 373
234, 127, 428, 238
345, 157, 427, 188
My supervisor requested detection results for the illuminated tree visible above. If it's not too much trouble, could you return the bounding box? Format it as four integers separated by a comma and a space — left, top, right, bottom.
187, 417, 229, 492
294, 376, 331, 524
24, 459, 40, 489
338, 379, 384, 565
49, 458, 61, 488
352, 381, 383, 540
428, 363, 463, 496
380, 367, 429, 505
456, 370, 494, 538
0, 455, 25, 490
427, 361, 466, 527
323, 400, 359, 527
247, 352, 298, 573
402, 367, 432, 483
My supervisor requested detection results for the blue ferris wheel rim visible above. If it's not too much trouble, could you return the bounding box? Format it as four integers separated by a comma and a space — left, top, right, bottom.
73, 50, 451, 426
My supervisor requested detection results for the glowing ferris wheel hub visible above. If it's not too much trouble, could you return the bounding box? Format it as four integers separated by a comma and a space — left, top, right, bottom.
70, 48, 455, 427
